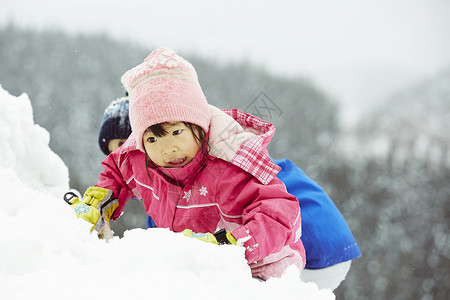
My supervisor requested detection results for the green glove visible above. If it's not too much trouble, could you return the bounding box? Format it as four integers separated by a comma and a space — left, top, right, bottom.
66, 186, 119, 233
182, 229, 237, 245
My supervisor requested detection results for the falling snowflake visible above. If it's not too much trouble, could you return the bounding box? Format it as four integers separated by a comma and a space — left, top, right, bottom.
199, 186, 208, 196
183, 190, 192, 202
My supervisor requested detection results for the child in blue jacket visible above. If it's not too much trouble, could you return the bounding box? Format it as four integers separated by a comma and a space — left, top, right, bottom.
272, 158, 361, 289
98, 95, 361, 290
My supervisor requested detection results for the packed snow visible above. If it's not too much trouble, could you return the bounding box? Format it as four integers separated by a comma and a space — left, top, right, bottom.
0, 85, 334, 300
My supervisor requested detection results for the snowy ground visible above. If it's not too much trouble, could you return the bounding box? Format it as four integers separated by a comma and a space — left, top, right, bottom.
0, 85, 334, 299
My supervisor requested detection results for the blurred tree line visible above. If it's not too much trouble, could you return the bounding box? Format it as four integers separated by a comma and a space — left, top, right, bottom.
0, 26, 448, 299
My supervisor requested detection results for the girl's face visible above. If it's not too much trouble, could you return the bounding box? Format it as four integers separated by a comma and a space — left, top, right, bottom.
143, 122, 201, 168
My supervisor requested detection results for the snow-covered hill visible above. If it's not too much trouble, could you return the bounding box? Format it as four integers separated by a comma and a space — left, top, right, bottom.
0, 85, 334, 300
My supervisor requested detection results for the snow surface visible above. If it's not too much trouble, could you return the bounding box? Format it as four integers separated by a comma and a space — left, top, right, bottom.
0, 85, 334, 299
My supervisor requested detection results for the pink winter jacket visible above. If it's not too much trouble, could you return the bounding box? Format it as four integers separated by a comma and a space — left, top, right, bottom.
97, 106, 305, 280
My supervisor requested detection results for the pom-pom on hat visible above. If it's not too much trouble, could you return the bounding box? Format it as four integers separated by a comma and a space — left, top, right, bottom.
121, 47, 210, 152
98, 96, 132, 155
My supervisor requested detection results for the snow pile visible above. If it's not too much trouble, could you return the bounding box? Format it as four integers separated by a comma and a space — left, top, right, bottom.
0, 86, 69, 193
0, 85, 334, 300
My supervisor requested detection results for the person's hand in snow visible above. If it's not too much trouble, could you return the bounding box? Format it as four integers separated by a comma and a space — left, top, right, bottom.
182, 229, 238, 245
64, 186, 118, 237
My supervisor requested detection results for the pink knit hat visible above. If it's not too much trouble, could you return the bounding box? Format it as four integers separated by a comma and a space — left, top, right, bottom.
121, 47, 210, 152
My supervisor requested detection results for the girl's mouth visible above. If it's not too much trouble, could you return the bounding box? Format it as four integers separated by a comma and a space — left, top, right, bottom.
168, 157, 187, 166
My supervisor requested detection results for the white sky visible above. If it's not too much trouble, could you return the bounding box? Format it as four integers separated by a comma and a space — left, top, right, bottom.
2, 0, 450, 127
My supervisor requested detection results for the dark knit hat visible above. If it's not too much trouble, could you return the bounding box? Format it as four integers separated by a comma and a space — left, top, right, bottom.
98, 96, 132, 155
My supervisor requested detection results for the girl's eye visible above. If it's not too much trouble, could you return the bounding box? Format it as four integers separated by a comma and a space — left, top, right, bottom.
173, 129, 183, 136
147, 137, 157, 143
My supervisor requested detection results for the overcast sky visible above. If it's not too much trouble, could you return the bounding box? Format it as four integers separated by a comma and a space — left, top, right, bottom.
2, 0, 449, 127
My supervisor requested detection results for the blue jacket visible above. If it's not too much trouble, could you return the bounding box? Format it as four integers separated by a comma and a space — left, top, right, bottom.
273, 158, 361, 269
147, 158, 361, 269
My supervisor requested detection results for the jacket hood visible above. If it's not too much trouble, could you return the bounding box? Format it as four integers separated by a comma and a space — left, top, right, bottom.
208, 105, 280, 184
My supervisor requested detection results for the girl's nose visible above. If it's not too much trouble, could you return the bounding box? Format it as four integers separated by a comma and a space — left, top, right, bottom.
162, 144, 177, 155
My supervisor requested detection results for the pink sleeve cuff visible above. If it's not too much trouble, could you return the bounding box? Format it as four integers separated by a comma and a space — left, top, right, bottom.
231, 226, 260, 264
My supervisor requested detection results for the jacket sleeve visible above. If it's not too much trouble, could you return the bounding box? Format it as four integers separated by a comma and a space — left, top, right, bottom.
216, 164, 302, 264
96, 152, 134, 221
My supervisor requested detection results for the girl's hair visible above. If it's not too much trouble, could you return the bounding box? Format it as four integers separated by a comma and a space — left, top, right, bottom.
144, 122, 209, 186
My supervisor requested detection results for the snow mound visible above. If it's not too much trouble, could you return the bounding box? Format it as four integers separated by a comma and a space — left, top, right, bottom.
0, 85, 334, 300
0, 86, 69, 194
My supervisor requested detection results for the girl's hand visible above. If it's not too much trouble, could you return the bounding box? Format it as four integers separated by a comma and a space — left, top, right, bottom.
182, 229, 237, 245
64, 186, 118, 236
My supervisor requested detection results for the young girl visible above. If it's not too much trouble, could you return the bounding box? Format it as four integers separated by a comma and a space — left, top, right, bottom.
98, 94, 361, 289
78, 47, 305, 280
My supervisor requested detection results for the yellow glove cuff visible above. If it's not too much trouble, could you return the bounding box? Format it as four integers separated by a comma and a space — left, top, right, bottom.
182, 229, 238, 246
182, 229, 218, 244
226, 231, 238, 245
